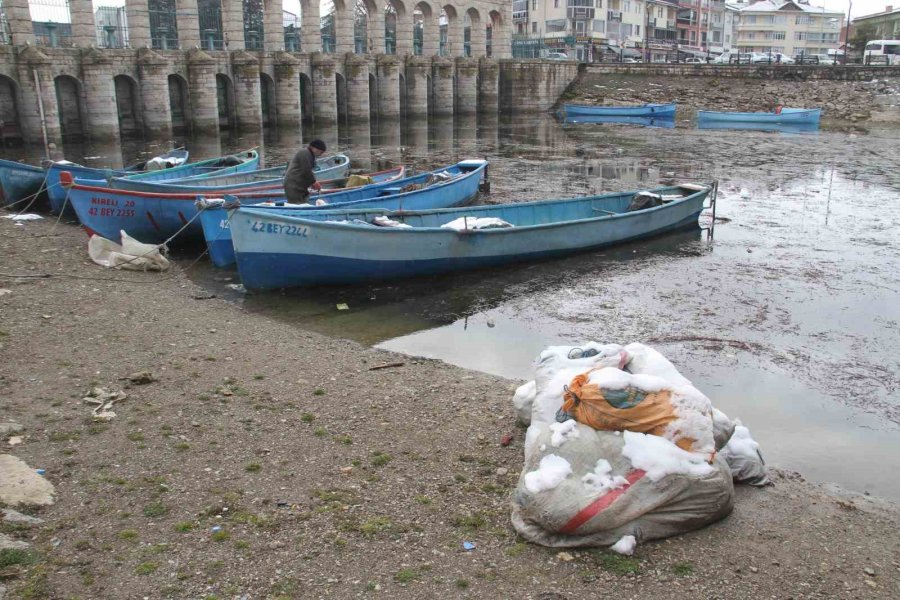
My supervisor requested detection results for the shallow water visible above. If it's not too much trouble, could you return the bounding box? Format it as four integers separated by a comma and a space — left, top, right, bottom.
5, 115, 898, 500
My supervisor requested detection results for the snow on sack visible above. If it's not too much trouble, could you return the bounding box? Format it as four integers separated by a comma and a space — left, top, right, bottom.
523, 455, 573, 494
721, 423, 769, 486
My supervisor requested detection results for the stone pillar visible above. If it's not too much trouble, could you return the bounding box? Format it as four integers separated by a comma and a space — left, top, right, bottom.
274, 52, 303, 128
223, 0, 246, 50
344, 54, 370, 122
137, 48, 172, 137
264, 0, 285, 51
431, 56, 454, 116
231, 51, 263, 131
347, 121, 372, 170
81, 49, 120, 141
404, 55, 430, 117
301, 0, 321, 52
311, 53, 337, 125
124, 0, 152, 48
394, 8, 413, 56
377, 55, 400, 119
177, 0, 202, 49
15, 47, 61, 146
68, 0, 97, 48
431, 114, 453, 153
368, 9, 385, 55
478, 58, 499, 114
334, 4, 355, 55
420, 13, 437, 57
5, 0, 34, 45
455, 57, 477, 115
468, 17, 486, 58
188, 48, 220, 132
456, 112, 476, 154
445, 14, 463, 57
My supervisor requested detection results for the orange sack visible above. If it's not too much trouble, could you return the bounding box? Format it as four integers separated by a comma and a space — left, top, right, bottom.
560, 368, 699, 453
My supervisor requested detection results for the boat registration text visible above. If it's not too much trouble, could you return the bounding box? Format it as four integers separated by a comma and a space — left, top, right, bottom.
251, 221, 308, 237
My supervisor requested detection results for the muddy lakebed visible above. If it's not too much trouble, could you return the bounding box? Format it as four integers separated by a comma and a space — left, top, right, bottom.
10, 113, 900, 501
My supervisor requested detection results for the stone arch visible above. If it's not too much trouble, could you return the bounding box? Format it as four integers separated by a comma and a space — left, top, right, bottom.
368, 72, 377, 121
167, 74, 190, 133
259, 73, 277, 126
488, 10, 506, 59
54, 75, 85, 142
413, 2, 433, 56
215, 73, 235, 129
299, 72, 313, 124
114, 75, 142, 137
335, 72, 348, 126
464, 7, 483, 58
0, 75, 22, 144
441, 5, 459, 57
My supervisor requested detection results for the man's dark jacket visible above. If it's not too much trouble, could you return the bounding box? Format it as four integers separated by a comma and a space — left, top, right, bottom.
283, 147, 317, 203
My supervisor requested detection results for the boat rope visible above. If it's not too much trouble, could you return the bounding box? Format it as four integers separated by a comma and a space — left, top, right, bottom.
1, 202, 214, 284
3, 169, 53, 214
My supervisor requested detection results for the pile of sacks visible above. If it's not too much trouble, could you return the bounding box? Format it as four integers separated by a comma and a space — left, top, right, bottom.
511, 342, 767, 551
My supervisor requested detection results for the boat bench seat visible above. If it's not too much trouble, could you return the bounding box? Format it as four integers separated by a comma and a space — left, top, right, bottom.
377, 187, 403, 196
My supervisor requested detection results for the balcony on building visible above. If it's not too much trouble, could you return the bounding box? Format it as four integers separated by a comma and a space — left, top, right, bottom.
568, 0, 596, 20
150, 0, 179, 50
95, 5, 129, 48
512, 0, 529, 24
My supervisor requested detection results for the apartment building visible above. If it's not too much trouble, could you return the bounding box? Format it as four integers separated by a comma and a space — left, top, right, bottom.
511, 0, 681, 61
852, 5, 900, 40
730, 0, 844, 56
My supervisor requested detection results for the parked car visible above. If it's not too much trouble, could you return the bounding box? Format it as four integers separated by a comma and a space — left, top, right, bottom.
753, 52, 795, 64
546, 52, 569, 61
713, 51, 753, 64
684, 57, 705, 64
620, 57, 639, 63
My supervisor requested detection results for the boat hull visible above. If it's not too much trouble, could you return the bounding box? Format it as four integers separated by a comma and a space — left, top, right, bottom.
0, 160, 47, 208
231, 184, 707, 290
201, 162, 484, 267
697, 108, 821, 124
562, 103, 677, 117
563, 115, 676, 128
45, 149, 189, 214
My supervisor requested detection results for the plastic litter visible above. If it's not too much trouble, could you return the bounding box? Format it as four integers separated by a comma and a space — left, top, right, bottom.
336, 303, 349, 311
35, 469, 46, 475
211, 526, 222, 533
462, 541, 476, 551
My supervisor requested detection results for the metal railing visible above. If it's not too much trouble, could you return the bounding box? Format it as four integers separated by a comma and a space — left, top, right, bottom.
243, 0, 264, 50
283, 10, 300, 52
95, 5, 128, 49
199, 3, 224, 50
150, 0, 179, 50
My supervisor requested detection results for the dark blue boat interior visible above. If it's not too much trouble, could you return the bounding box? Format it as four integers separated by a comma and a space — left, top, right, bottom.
246, 185, 702, 229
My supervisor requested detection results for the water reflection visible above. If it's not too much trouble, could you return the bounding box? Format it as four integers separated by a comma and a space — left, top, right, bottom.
562, 115, 676, 129
697, 121, 820, 134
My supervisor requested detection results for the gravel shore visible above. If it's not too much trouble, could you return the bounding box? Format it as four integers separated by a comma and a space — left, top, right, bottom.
1, 217, 898, 599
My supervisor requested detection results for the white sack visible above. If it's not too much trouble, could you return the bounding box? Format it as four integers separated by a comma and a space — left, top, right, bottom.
88, 231, 169, 271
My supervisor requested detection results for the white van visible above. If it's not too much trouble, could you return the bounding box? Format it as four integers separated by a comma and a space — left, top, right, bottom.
864, 40, 900, 64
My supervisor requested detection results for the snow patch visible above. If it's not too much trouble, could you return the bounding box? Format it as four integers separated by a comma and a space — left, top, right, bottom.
610, 535, 637, 555
581, 459, 629, 494
523, 454, 572, 494
621, 431, 714, 481
549, 419, 580, 448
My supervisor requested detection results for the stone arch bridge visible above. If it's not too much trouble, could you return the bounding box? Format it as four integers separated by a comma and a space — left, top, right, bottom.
0, 0, 575, 145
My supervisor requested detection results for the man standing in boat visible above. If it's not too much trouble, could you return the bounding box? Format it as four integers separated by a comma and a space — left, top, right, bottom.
284, 139, 326, 204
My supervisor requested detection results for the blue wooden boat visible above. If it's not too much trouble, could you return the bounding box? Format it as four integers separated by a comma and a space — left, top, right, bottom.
562, 103, 677, 117
200, 160, 487, 268
0, 159, 48, 208
111, 153, 350, 193
229, 183, 710, 290
562, 114, 676, 128
45, 149, 189, 214
697, 108, 821, 124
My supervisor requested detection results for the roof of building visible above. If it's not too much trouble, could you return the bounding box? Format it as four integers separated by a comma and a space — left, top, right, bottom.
734, 1, 840, 15
854, 7, 900, 22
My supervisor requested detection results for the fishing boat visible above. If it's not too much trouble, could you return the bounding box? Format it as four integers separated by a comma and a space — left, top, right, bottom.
561, 103, 677, 118
229, 182, 711, 290
0, 159, 48, 208
199, 160, 486, 268
62, 162, 417, 245
696, 108, 821, 124
110, 153, 351, 193
562, 114, 676, 128
44, 149, 189, 214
